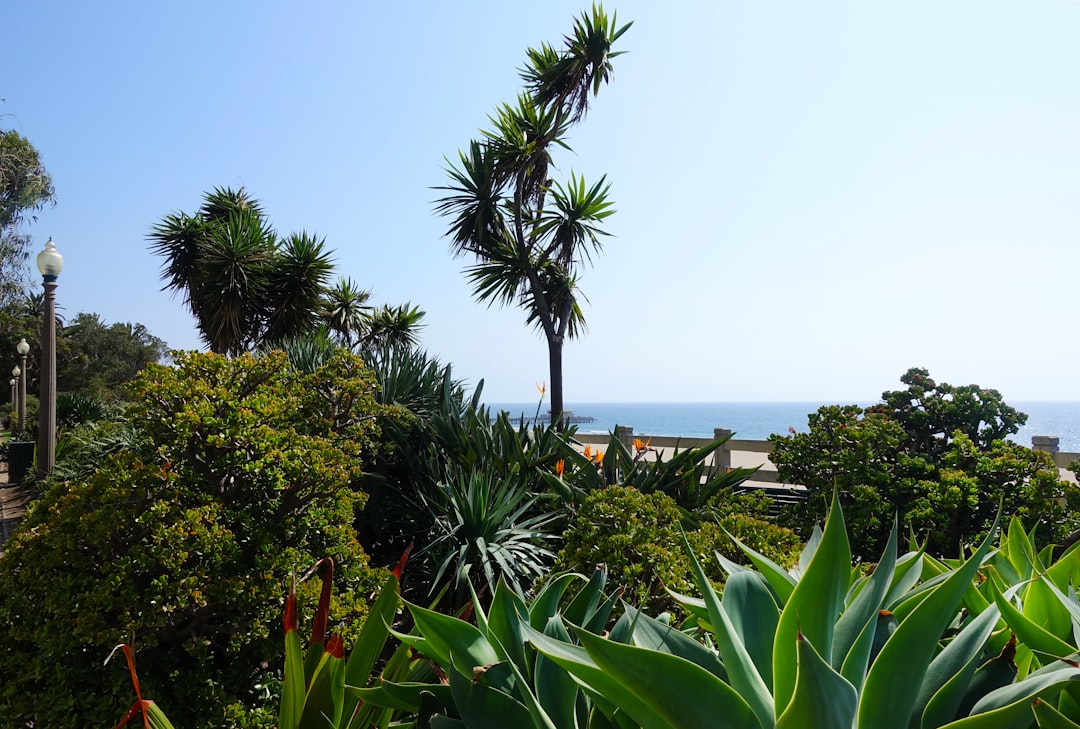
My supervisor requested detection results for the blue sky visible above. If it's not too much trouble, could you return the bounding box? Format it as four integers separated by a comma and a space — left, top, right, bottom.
4, 1, 1079, 402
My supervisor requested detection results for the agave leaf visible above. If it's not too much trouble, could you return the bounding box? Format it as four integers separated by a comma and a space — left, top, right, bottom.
525, 623, 692, 729
625, 603, 727, 681
534, 615, 580, 729
857, 510, 1001, 729
1025, 575, 1074, 645
884, 551, 926, 608
572, 625, 766, 729
1033, 697, 1080, 728
530, 572, 586, 630
683, 533, 774, 729
488, 578, 529, 674
917, 606, 1004, 729
773, 490, 851, 715
448, 659, 534, 729
564, 565, 607, 627
775, 632, 858, 729
994, 586, 1075, 664
722, 570, 780, 690
731, 534, 799, 605
406, 602, 500, 676
349, 681, 454, 713
833, 518, 899, 679
957, 662, 1080, 726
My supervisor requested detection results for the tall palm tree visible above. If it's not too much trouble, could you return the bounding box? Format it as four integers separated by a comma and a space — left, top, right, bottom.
148, 187, 334, 356
322, 276, 372, 348
434, 6, 629, 429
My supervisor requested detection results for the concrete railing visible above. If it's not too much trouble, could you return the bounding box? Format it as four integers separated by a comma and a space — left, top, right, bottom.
573, 427, 1080, 486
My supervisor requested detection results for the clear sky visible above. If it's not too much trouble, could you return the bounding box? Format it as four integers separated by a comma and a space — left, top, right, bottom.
4, 1, 1079, 403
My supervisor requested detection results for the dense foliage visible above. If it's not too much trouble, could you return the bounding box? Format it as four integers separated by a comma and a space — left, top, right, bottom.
769, 368, 1080, 559
0, 350, 388, 728
56, 312, 169, 399
0, 126, 55, 306
553, 485, 801, 616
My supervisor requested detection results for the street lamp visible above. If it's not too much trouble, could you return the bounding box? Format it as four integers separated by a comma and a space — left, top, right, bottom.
10, 366, 20, 428
16, 337, 29, 428
36, 238, 63, 477
9, 378, 15, 410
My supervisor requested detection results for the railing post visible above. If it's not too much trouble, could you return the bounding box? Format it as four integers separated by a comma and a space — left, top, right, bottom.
713, 427, 732, 474
615, 425, 634, 449
1032, 435, 1060, 455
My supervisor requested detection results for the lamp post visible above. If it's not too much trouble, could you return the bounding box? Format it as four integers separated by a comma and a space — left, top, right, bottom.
16, 337, 29, 428
9, 378, 15, 411
10, 366, 20, 427
36, 238, 63, 477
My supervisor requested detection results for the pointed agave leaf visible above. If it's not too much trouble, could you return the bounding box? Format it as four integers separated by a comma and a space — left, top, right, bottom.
917, 606, 1003, 729
722, 570, 780, 690
487, 578, 530, 674
832, 518, 898, 681
773, 491, 851, 715
994, 587, 1075, 663
945, 663, 1080, 728
858, 511, 1001, 729
573, 626, 765, 729
406, 602, 500, 676
447, 660, 533, 729
683, 533, 774, 729
625, 604, 727, 681
1033, 698, 1080, 728
884, 551, 926, 609
731, 535, 798, 606
299, 636, 345, 729
530, 572, 585, 630
525, 623, 689, 729
534, 616, 580, 729
775, 632, 858, 729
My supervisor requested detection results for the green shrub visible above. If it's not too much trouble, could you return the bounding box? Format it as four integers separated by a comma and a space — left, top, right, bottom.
770, 368, 1080, 560
0, 350, 388, 728
553, 485, 801, 616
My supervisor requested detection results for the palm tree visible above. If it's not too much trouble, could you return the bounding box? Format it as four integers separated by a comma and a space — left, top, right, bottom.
322, 276, 372, 348
434, 6, 629, 429
148, 187, 334, 356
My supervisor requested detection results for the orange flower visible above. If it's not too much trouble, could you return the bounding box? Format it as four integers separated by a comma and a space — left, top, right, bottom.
555, 459, 565, 477
536, 381, 547, 397
584, 445, 593, 459
595, 450, 605, 464
633, 438, 651, 454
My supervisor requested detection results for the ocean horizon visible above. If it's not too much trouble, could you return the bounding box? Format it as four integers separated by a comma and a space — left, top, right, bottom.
483, 400, 1080, 454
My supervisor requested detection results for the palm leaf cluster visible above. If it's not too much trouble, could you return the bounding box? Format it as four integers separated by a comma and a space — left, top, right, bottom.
148, 186, 334, 356
434, 5, 630, 426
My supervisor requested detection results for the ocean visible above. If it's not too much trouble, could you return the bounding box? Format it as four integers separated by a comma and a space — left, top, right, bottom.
484, 401, 1080, 454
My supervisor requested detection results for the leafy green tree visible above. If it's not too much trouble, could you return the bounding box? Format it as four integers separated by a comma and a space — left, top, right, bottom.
435, 6, 630, 428
56, 311, 169, 400
769, 368, 1080, 559
0, 126, 55, 307
148, 187, 335, 355
0, 350, 389, 728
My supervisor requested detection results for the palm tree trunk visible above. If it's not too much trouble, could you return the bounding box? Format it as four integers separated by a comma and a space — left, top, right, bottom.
548, 334, 565, 432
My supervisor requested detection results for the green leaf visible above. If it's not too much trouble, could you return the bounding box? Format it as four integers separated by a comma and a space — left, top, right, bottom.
625, 603, 727, 681
530, 572, 585, 630
683, 533, 774, 729
773, 490, 851, 714
858, 511, 1001, 729
448, 660, 533, 729
722, 570, 780, 690
918, 606, 1003, 729
573, 626, 765, 729
775, 632, 858, 729
487, 578, 529, 675
1033, 698, 1080, 728
342, 572, 401, 725
406, 602, 500, 676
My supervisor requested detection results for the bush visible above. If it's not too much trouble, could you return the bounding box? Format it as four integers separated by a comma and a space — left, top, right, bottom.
770, 368, 1080, 559
553, 485, 801, 616
0, 350, 389, 728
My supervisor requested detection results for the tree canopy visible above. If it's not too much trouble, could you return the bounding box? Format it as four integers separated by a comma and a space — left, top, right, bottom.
435, 6, 630, 428
0, 127, 55, 306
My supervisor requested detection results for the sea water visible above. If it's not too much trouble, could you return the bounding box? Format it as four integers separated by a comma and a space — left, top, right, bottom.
484, 401, 1080, 453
